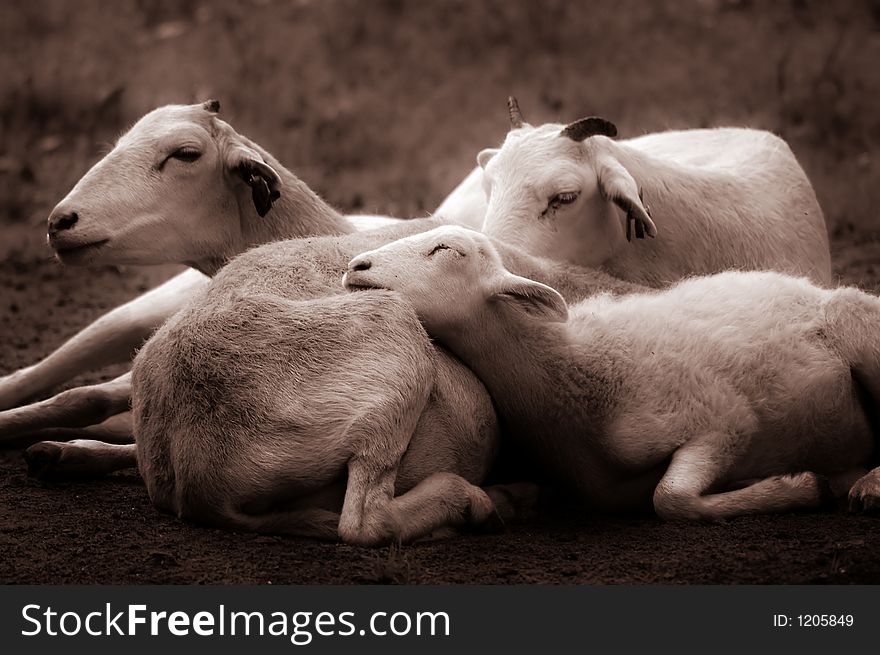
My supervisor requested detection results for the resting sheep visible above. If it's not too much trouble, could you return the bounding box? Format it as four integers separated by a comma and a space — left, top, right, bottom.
0, 99, 476, 471
343, 225, 880, 518
131, 218, 641, 542
0, 98, 477, 453
476, 98, 832, 287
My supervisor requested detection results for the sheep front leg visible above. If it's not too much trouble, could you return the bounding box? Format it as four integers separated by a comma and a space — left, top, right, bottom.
339, 465, 496, 546
0, 373, 131, 448
25, 442, 137, 479
335, 375, 496, 545
0, 269, 207, 410
653, 434, 832, 521
17, 411, 133, 445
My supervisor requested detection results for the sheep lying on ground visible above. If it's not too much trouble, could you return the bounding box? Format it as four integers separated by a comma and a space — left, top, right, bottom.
132, 218, 643, 542
0, 100, 479, 473
475, 98, 832, 287
0, 98, 479, 453
343, 225, 880, 518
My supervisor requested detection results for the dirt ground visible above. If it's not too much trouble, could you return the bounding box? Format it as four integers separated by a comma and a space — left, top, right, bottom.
2, 0, 880, 584
2, 245, 880, 585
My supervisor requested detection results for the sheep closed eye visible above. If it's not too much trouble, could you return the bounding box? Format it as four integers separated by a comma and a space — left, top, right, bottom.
169, 147, 202, 163
548, 191, 579, 210
428, 244, 465, 257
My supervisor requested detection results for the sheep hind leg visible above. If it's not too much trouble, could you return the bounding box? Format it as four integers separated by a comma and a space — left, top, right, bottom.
653, 434, 832, 521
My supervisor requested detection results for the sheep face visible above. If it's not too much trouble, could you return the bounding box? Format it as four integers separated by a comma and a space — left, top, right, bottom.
479, 124, 654, 268
343, 226, 567, 337
46, 101, 280, 267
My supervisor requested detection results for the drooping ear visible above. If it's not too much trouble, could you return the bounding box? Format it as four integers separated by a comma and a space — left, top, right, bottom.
560, 116, 618, 141
490, 273, 568, 322
215, 121, 282, 217
477, 148, 499, 169
594, 151, 657, 242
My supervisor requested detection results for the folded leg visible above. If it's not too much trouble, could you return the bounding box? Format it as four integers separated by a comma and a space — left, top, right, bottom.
0, 373, 131, 447
25, 441, 137, 479
653, 433, 830, 521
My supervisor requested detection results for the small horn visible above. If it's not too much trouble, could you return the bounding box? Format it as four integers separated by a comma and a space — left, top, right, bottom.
202, 99, 221, 114
561, 116, 618, 142
508, 96, 525, 129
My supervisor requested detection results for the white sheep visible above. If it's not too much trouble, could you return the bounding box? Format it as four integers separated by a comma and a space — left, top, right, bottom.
343, 225, 880, 517
476, 98, 832, 287
0, 98, 479, 442
0, 99, 477, 463
130, 219, 641, 542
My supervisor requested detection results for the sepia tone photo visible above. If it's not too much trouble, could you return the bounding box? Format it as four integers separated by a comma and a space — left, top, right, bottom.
1, 0, 879, 584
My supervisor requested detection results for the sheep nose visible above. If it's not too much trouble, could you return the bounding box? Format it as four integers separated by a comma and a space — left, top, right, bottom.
351, 257, 372, 271
48, 211, 79, 236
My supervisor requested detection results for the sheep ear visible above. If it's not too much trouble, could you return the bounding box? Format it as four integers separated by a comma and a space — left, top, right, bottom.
491, 273, 568, 322
213, 118, 282, 217
477, 148, 499, 169
202, 99, 221, 114
236, 150, 282, 217
223, 144, 282, 217
594, 152, 657, 241
561, 116, 617, 141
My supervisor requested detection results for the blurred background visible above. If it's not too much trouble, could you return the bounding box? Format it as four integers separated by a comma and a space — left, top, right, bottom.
1, 0, 878, 260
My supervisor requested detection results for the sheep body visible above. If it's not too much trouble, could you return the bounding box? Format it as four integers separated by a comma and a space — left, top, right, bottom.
0, 99, 469, 426
344, 226, 880, 519
132, 217, 643, 539
479, 120, 832, 287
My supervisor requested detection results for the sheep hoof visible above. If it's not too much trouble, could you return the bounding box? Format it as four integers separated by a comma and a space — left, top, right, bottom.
484, 482, 542, 524
24, 439, 109, 480
848, 471, 880, 514
24, 441, 67, 480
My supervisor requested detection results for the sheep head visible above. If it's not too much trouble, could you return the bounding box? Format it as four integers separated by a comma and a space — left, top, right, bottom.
343, 226, 568, 340
46, 100, 283, 268
477, 112, 656, 269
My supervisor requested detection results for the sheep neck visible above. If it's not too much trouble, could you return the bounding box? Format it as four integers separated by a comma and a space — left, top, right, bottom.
436, 304, 613, 484
494, 241, 647, 303
195, 147, 355, 277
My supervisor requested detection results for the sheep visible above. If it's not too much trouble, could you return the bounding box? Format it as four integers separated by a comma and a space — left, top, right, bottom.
475, 98, 832, 287
0, 99, 477, 463
130, 216, 643, 542
342, 225, 880, 518
0, 98, 479, 444
433, 165, 488, 232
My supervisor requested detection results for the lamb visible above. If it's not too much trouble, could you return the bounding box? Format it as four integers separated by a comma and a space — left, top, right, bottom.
0, 100, 476, 465
475, 98, 832, 287
0, 98, 480, 450
342, 225, 880, 517
130, 219, 641, 542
